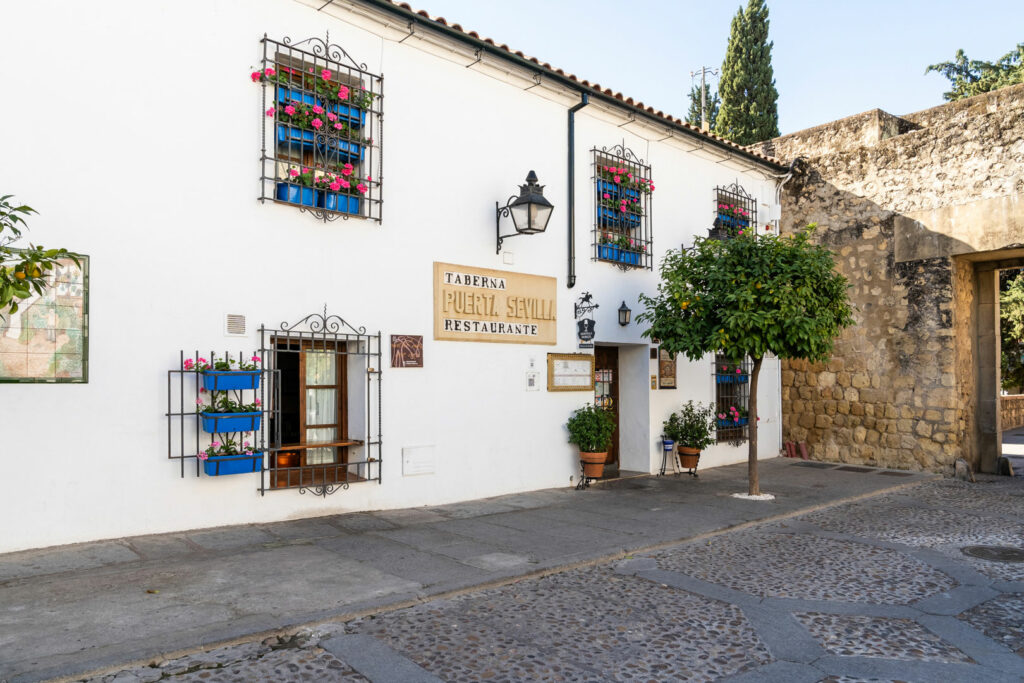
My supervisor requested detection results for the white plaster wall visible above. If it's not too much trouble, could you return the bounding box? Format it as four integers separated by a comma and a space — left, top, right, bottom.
0, 0, 782, 553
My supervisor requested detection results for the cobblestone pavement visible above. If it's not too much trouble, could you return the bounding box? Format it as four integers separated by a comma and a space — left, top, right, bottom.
78, 476, 1024, 682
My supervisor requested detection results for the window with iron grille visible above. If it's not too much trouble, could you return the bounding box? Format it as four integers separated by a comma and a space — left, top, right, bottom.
709, 182, 757, 240
592, 145, 653, 270
257, 34, 383, 223
714, 354, 750, 444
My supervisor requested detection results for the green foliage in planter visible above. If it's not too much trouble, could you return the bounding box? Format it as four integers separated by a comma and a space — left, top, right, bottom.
665, 401, 717, 451
566, 403, 616, 453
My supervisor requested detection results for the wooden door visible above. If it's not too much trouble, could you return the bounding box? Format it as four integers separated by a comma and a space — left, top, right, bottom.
594, 346, 620, 477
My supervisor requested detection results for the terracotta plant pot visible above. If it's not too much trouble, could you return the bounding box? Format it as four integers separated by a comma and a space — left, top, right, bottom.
579, 451, 607, 478
678, 446, 700, 469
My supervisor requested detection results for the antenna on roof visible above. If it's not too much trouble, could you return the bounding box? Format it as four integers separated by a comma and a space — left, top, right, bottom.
690, 66, 719, 132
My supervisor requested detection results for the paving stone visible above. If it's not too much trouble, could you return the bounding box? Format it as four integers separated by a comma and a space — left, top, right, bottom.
958, 593, 1024, 655
652, 531, 955, 604
0, 541, 139, 582
185, 526, 276, 551
794, 612, 972, 663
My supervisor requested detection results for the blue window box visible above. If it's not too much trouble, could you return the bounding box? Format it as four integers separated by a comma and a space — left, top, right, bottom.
623, 212, 642, 228
598, 244, 621, 261
275, 85, 317, 107
598, 206, 623, 227
316, 191, 362, 215
619, 249, 641, 266
716, 417, 749, 428
717, 213, 750, 228
716, 374, 749, 384
327, 102, 367, 128
276, 124, 315, 151
597, 180, 619, 197
201, 412, 262, 434
203, 453, 263, 476
202, 371, 260, 392
320, 138, 364, 163
275, 182, 315, 207
623, 187, 640, 201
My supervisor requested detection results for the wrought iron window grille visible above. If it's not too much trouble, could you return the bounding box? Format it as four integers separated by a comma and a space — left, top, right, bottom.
167, 351, 278, 479
258, 310, 382, 497
714, 354, 751, 445
592, 144, 653, 271
708, 182, 757, 241
259, 33, 383, 223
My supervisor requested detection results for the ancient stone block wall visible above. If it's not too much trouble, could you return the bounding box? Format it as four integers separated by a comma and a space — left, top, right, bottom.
761, 83, 1024, 472
1000, 395, 1024, 431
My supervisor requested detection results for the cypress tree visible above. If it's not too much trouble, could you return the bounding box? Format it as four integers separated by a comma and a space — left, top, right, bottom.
685, 83, 720, 130
714, 0, 779, 145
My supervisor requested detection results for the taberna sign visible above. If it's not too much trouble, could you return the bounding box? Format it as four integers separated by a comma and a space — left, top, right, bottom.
574, 291, 598, 350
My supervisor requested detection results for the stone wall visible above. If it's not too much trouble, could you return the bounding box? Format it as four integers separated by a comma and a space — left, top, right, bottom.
760, 83, 1024, 473
1000, 395, 1024, 431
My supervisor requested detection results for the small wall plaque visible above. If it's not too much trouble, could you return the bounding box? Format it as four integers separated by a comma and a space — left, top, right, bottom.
391, 335, 423, 368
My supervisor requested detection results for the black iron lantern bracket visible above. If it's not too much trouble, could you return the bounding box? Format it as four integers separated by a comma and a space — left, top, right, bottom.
495, 170, 554, 254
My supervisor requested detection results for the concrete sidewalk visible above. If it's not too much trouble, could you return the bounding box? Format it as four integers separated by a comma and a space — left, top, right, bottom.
0, 458, 936, 683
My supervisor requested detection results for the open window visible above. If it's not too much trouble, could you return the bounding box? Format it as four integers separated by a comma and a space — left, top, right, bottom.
259, 312, 381, 496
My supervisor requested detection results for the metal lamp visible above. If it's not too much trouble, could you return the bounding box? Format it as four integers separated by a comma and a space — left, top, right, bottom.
618, 301, 632, 326
496, 170, 554, 254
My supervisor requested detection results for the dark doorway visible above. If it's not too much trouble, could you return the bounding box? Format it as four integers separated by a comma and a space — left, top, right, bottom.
594, 345, 620, 478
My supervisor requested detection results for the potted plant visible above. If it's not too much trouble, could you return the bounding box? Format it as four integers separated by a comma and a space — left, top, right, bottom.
673, 400, 717, 468
716, 405, 749, 428
314, 164, 370, 214
185, 355, 262, 391
275, 165, 317, 207
716, 360, 748, 384
716, 202, 750, 227
566, 403, 616, 479
198, 438, 262, 476
598, 232, 622, 262
196, 393, 263, 434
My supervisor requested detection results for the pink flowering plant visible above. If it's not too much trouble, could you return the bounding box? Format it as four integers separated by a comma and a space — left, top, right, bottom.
717, 203, 750, 221
314, 168, 370, 197
184, 355, 261, 373
195, 393, 262, 415
718, 360, 747, 377
198, 438, 258, 461
281, 165, 316, 188
597, 165, 655, 194
600, 194, 644, 217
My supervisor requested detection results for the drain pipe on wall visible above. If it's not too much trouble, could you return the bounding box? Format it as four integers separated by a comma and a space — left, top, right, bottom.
566, 93, 589, 289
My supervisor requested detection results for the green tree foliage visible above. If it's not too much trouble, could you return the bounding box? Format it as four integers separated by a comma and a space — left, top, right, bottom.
714, 0, 780, 145
685, 83, 721, 129
638, 226, 853, 494
0, 195, 79, 318
1000, 271, 1024, 392
926, 43, 1024, 102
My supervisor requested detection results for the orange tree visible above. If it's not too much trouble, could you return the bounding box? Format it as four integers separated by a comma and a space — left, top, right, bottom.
638, 225, 853, 494
0, 195, 79, 318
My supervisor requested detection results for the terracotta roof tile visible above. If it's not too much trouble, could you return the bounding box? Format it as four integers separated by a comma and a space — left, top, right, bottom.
371, 0, 783, 165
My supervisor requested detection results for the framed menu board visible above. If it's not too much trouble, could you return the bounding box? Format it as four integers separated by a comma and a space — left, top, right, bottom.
547, 353, 595, 392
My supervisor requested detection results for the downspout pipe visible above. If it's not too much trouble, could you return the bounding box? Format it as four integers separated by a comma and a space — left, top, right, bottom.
567, 93, 589, 289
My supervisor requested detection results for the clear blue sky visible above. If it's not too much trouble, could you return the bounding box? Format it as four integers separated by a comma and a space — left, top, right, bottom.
411, 0, 1024, 134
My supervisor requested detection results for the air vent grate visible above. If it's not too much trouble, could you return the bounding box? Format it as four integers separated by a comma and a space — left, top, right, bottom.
224, 313, 246, 336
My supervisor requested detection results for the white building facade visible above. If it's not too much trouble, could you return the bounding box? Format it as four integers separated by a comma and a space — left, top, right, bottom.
0, 0, 787, 553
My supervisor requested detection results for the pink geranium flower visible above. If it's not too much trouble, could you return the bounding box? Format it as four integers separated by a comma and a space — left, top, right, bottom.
602, 193, 610, 199
284, 105, 296, 116
340, 179, 350, 189
338, 85, 350, 100
311, 118, 323, 129
327, 112, 337, 121
356, 183, 368, 195
330, 181, 341, 191
250, 71, 261, 82
312, 104, 324, 114
334, 122, 343, 129
613, 175, 620, 183
321, 69, 332, 80
288, 168, 299, 177
264, 67, 275, 77
266, 107, 275, 117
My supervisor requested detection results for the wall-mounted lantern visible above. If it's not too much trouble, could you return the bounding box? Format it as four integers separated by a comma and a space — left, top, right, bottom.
618, 301, 632, 326
495, 170, 554, 254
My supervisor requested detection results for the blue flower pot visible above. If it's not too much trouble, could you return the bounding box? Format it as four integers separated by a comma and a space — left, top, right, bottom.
275, 182, 316, 207
203, 453, 263, 476
716, 375, 734, 384
717, 213, 750, 229
619, 249, 640, 266
276, 124, 315, 151
201, 412, 262, 434
597, 180, 619, 197
598, 244, 621, 262
623, 212, 642, 228
275, 85, 317, 107
598, 206, 623, 227
320, 138, 364, 163
717, 417, 748, 428
202, 371, 260, 392
623, 187, 640, 201
327, 102, 368, 128
316, 191, 362, 215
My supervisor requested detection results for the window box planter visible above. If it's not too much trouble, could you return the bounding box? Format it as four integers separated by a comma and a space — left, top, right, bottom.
597, 180, 619, 197
598, 206, 623, 227
599, 244, 621, 261
326, 102, 367, 128
275, 182, 315, 207
716, 213, 750, 229
203, 453, 263, 476
715, 373, 749, 384
201, 371, 261, 392
622, 212, 642, 229
623, 187, 640, 201
619, 249, 641, 266
316, 191, 361, 215
275, 85, 317, 107
320, 138, 364, 163
716, 417, 749, 428
276, 124, 316, 151
201, 412, 262, 434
